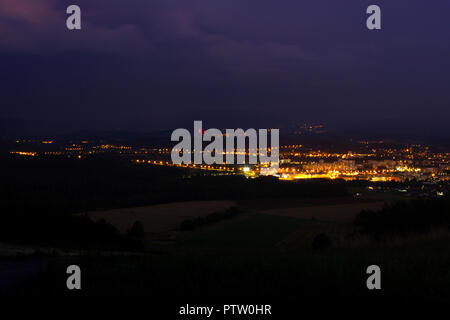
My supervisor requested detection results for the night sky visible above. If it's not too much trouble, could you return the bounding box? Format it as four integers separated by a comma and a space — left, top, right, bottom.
0, 0, 449, 136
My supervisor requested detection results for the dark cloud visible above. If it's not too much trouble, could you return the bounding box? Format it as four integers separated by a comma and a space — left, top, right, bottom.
0, 0, 449, 136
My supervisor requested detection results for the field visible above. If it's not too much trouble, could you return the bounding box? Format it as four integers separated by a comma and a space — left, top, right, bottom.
181, 213, 358, 250
86, 200, 237, 233
260, 202, 384, 223
174, 195, 387, 250
182, 214, 305, 249
86, 195, 391, 249
4, 195, 450, 300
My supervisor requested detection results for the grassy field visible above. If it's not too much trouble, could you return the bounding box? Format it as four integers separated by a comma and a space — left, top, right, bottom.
179, 212, 366, 251
182, 214, 305, 249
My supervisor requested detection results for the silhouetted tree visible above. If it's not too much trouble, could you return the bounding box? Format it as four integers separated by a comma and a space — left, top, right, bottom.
127, 221, 145, 238
312, 233, 332, 250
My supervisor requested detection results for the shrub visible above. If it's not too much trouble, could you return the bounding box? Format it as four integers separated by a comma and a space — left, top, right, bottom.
180, 219, 195, 231
312, 233, 332, 250
127, 221, 145, 238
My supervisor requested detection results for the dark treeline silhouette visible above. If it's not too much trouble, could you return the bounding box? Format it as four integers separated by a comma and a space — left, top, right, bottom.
180, 207, 242, 231
355, 196, 450, 236
2, 156, 349, 211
